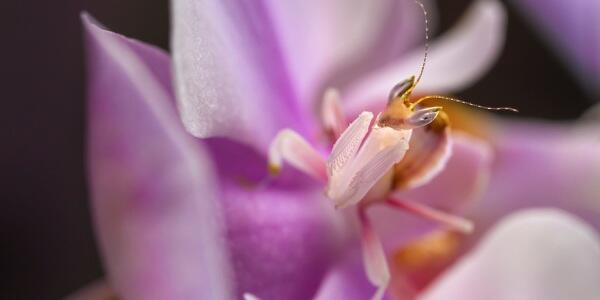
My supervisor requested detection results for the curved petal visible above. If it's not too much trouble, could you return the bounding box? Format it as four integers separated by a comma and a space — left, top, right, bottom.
313, 249, 375, 300
421, 209, 600, 300
204, 138, 345, 300
472, 121, 600, 232
171, 0, 309, 153
83, 15, 234, 300
267, 0, 432, 106
344, 0, 507, 115
370, 134, 493, 251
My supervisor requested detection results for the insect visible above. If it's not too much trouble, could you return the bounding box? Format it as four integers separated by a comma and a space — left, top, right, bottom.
377, 2, 517, 133
267, 2, 517, 299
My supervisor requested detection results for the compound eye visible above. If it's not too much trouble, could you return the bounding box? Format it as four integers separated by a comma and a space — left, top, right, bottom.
388, 76, 416, 103
406, 107, 441, 128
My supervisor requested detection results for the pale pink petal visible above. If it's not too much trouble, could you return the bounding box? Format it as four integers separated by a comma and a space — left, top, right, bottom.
345, 0, 507, 115
313, 249, 375, 300
267, 0, 432, 106
421, 209, 600, 300
171, 0, 309, 153
83, 15, 234, 300
471, 121, 600, 233
268, 129, 327, 182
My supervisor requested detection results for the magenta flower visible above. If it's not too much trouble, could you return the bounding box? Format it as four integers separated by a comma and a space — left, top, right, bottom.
69, 0, 600, 299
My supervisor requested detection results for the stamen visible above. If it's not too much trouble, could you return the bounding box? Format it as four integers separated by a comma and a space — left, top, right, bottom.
386, 197, 474, 234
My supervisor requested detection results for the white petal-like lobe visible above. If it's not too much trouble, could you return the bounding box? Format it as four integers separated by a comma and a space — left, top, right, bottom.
171, 0, 308, 153
421, 209, 600, 300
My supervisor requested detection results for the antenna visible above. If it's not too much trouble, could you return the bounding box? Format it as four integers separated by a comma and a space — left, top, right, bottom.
413, 95, 519, 112
414, 0, 429, 87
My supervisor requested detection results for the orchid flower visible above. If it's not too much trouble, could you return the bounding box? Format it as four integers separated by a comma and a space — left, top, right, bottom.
69, 0, 541, 299
71, 0, 600, 298
510, 0, 600, 96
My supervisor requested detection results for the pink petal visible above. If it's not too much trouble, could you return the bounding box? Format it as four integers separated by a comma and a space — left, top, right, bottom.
267, 0, 431, 106
472, 121, 600, 232
83, 14, 234, 300
313, 249, 375, 300
204, 138, 345, 300
421, 209, 600, 300
171, 0, 310, 153
344, 0, 507, 115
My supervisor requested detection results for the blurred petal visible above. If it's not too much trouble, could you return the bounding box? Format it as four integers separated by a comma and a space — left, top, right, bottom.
345, 0, 507, 114
83, 14, 234, 300
314, 250, 375, 300
511, 0, 600, 96
472, 121, 600, 231
389, 230, 464, 297
205, 138, 344, 300
171, 0, 309, 153
393, 111, 451, 189
421, 209, 600, 300
267, 0, 430, 105
370, 134, 493, 250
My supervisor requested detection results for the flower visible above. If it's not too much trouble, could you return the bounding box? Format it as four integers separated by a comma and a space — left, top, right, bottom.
70, 0, 597, 299
71, 0, 600, 298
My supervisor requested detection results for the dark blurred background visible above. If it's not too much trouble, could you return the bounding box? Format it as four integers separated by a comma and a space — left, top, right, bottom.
1, 0, 594, 299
